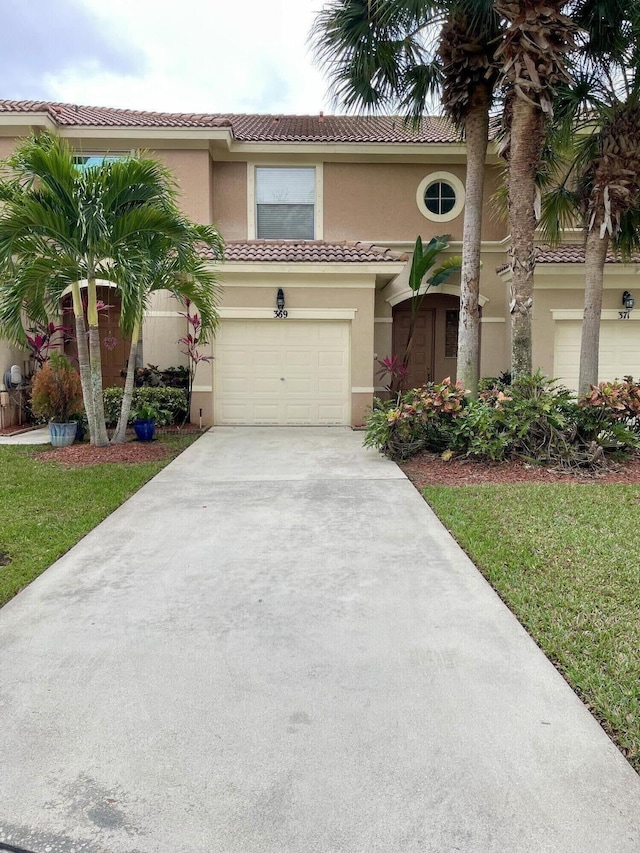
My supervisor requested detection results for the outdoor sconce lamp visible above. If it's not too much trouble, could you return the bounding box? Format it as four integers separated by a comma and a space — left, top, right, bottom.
277, 288, 285, 310
623, 291, 635, 311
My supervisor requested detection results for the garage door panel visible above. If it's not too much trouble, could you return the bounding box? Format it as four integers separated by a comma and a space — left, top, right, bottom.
554, 320, 640, 392
214, 320, 350, 425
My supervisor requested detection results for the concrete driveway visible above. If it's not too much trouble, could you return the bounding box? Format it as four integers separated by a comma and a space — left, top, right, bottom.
1, 427, 639, 853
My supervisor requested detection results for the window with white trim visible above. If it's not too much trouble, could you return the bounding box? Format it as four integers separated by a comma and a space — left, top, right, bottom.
416, 172, 465, 223
255, 167, 315, 239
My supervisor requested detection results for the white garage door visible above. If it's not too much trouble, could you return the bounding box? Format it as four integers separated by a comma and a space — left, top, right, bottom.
554, 320, 640, 391
214, 320, 350, 425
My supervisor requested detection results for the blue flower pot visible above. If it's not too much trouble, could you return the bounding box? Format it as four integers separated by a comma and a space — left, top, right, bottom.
49, 422, 78, 447
134, 419, 156, 442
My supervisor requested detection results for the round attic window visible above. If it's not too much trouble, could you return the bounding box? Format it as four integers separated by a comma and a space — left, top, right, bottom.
416, 172, 465, 223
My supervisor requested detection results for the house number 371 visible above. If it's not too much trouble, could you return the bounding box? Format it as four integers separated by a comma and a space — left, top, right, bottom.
274, 309, 288, 319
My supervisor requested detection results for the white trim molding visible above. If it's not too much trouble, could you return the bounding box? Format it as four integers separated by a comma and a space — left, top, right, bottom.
387, 282, 489, 307
218, 307, 357, 320
351, 386, 374, 394
192, 385, 213, 392
551, 309, 640, 321
374, 317, 393, 324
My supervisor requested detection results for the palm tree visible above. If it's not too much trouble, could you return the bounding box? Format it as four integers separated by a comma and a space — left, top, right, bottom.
540, 93, 640, 393
111, 231, 223, 443
312, 0, 502, 396
493, 0, 579, 380
537, 3, 640, 393
0, 133, 223, 445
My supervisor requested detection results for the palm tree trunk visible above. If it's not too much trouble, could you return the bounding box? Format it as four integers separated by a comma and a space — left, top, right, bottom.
87, 277, 109, 446
112, 319, 140, 444
508, 97, 545, 380
70, 281, 97, 441
457, 85, 490, 397
578, 226, 610, 395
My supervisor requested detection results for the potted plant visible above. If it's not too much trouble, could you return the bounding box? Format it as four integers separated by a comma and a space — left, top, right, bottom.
132, 401, 161, 442
30, 352, 84, 447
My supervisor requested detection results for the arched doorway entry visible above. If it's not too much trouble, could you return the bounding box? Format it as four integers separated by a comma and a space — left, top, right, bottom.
392, 293, 474, 387
61, 286, 129, 388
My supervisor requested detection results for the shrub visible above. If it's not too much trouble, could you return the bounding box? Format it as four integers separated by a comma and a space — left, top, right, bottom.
365, 372, 640, 469
30, 352, 83, 423
103, 387, 188, 427
126, 364, 189, 388
364, 378, 467, 460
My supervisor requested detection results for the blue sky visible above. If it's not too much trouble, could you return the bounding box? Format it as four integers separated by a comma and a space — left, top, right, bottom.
0, 0, 331, 114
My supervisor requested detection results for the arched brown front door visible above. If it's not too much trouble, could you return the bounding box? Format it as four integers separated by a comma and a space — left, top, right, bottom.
392, 294, 464, 387
62, 287, 129, 388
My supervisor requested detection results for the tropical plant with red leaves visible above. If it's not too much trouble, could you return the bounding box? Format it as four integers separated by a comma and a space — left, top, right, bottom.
25, 321, 72, 368
178, 298, 214, 423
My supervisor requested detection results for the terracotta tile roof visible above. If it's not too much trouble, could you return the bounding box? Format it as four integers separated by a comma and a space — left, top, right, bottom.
213, 113, 458, 143
497, 244, 640, 273
536, 245, 640, 264
0, 99, 458, 143
202, 240, 408, 263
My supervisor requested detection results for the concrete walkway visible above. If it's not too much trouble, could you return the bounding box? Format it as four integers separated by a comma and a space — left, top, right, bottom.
1, 427, 639, 853
0, 426, 50, 444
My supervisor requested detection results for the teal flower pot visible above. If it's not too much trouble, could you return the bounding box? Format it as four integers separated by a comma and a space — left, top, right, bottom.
49, 422, 78, 447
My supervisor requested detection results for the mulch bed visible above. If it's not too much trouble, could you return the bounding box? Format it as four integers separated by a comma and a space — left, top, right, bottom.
36, 441, 174, 468
33, 426, 207, 468
399, 451, 640, 487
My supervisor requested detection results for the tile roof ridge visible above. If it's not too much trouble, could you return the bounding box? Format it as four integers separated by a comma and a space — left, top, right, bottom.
348, 240, 408, 260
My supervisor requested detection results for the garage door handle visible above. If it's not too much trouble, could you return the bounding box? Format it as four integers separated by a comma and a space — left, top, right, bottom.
280, 377, 285, 381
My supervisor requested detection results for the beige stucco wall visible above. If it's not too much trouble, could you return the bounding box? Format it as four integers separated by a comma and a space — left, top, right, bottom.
211, 162, 247, 239
323, 162, 508, 244
156, 149, 212, 224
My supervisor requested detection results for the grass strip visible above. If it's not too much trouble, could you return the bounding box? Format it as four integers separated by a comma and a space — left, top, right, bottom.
423, 483, 640, 772
0, 434, 198, 607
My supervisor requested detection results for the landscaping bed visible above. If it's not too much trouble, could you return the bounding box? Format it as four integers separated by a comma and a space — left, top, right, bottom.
400, 449, 640, 486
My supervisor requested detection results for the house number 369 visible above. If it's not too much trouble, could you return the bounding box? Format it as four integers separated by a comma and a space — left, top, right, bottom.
274, 309, 288, 319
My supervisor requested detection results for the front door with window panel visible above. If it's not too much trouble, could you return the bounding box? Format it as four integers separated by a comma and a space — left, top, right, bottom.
392, 295, 462, 387
393, 307, 435, 388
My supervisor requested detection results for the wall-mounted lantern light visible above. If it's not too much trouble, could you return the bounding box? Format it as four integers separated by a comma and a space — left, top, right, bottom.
623, 290, 635, 311
277, 288, 285, 310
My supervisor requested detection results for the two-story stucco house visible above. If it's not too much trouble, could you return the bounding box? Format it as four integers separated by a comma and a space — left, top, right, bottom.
0, 100, 639, 429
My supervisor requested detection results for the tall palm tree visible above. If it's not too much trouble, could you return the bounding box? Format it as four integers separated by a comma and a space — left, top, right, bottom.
0, 133, 223, 445
540, 92, 640, 392
312, 0, 502, 396
111, 232, 222, 443
536, 2, 640, 392
493, 0, 579, 380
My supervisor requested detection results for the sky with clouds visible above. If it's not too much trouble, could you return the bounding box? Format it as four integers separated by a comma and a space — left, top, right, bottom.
0, 0, 332, 114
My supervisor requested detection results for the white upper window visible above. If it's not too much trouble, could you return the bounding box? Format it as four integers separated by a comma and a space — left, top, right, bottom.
255, 167, 315, 239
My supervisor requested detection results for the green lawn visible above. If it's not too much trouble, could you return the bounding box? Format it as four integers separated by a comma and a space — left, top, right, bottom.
0, 435, 198, 607
423, 483, 640, 772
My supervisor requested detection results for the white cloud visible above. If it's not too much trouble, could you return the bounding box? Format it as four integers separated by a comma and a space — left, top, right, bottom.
39, 0, 331, 114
